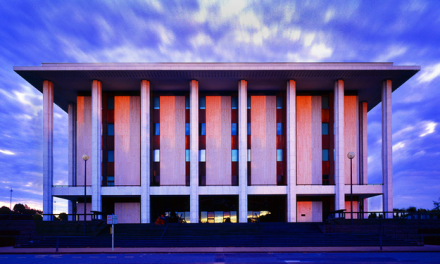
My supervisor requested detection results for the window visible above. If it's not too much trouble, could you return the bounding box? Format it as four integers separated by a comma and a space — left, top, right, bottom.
232, 149, 238, 162
277, 123, 283, 135
199, 97, 206, 109
107, 124, 114, 136
108, 150, 114, 162
322, 123, 329, 135
154, 123, 160, 135
276, 97, 283, 109
153, 97, 160, 109
247, 149, 251, 162
199, 150, 206, 162
200, 123, 206, 135
322, 149, 329, 161
232, 123, 237, 135
232, 97, 238, 109
186, 123, 190, 135
277, 149, 284, 161
322, 97, 329, 109
185, 96, 190, 109
186, 150, 190, 162
247, 96, 251, 109
153, 150, 160, 162
107, 97, 114, 110
247, 123, 251, 135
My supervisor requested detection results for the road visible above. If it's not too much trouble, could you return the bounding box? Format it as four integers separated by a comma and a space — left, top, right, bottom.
1, 252, 440, 263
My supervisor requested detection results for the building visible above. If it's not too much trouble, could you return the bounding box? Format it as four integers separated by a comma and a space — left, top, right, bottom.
14, 62, 420, 223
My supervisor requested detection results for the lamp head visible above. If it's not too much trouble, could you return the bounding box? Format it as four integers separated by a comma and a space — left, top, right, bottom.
82, 154, 89, 161
347, 152, 355, 159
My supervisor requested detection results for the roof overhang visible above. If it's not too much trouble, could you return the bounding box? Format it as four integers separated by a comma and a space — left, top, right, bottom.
14, 62, 420, 112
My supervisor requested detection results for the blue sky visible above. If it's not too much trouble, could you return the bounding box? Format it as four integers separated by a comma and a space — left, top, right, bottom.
1, 0, 440, 214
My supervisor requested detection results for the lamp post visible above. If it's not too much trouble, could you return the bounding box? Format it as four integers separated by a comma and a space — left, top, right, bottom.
347, 152, 355, 225
9, 188, 12, 212
82, 154, 89, 236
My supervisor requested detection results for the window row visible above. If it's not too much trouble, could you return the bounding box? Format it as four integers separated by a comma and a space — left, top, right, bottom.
151, 149, 284, 162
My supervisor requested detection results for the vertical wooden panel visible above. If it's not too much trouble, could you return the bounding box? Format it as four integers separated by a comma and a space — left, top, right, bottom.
344, 96, 358, 184
311, 96, 322, 184
251, 96, 277, 185
160, 96, 186, 185
76, 96, 92, 186
296, 96, 312, 184
345, 200, 358, 219
206, 96, 232, 185
114, 202, 140, 223
115, 96, 141, 186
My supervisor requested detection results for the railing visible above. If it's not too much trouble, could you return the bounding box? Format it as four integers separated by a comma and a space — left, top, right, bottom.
296, 183, 335, 186
52, 185, 91, 187
327, 210, 440, 220
344, 183, 383, 186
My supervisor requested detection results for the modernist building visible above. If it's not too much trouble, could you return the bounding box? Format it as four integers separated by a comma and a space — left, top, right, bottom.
14, 63, 420, 223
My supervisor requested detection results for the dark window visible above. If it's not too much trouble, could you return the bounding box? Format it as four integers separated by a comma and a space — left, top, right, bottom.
185, 96, 190, 109
247, 123, 251, 135
232, 123, 237, 135
153, 97, 160, 109
232, 97, 238, 109
276, 97, 283, 109
322, 123, 329, 135
200, 123, 206, 135
322, 149, 329, 161
107, 97, 114, 110
322, 97, 329, 109
186, 123, 190, 135
154, 123, 160, 135
107, 124, 114, 136
199, 97, 206, 109
277, 123, 283, 135
108, 150, 114, 162
247, 96, 251, 109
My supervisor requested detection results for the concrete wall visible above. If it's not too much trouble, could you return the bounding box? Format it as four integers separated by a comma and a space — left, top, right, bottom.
160, 96, 186, 185
344, 95, 358, 184
297, 201, 322, 222
251, 96, 277, 185
114, 202, 140, 223
115, 96, 141, 186
76, 96, 92, 185
206, 96, 231, 185
311, 96, 322, 184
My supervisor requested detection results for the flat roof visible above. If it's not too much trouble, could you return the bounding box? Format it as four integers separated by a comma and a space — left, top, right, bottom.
14, 62, 420, 112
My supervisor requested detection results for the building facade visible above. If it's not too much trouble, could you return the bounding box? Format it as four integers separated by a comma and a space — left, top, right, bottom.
14, 63, 420, 223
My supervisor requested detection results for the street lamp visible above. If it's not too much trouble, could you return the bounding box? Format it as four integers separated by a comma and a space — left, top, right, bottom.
82, 154, 89, 236
347, 152, 355, 225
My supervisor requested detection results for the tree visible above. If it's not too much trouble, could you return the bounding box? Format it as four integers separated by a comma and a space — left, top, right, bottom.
407, 206, 417, 212
0, 206, 11, 214
13, 203, 26, 214
433, 198, 440, 211
58, 212, 68, 221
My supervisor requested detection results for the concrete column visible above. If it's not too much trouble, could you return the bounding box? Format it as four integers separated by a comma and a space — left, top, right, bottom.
91, 80, 102, 216
286, 80, 297, 222
43, 80, 54, 221
67, 103, 77, 220
334, 80, 345, 211
190, 80, 199, 223
359, 101, 368, 215
238, 80, 248, 223
382, 80, 393, 218
141, 80, 151, 223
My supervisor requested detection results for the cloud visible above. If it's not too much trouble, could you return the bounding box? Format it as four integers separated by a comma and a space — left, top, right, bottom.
0, 149, 15, 155
420, 122, 437, 137
418, 63, 440, 83
310, 43, 333, 59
